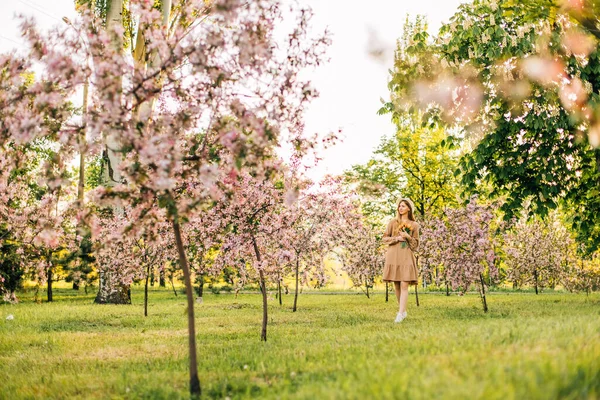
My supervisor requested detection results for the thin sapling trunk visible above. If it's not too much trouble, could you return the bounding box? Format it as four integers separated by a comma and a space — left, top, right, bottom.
46, 252, 53, 302
415, 284, 419, 307
252, 236, 268, 342
415, 256, 420, 306
47, 265, 53, 302
170, 274, 178, 297
278, 279, 282, 306
445, 275, 450, 296
144, 263, 150, 317
479, 273, 488, 313
197, 274, 205, 299
172, 219, 201, 396
385, 281, 389, 303
293, 256, 300, 312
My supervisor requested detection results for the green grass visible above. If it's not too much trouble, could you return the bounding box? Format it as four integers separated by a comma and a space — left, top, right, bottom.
1, 286, 599, 400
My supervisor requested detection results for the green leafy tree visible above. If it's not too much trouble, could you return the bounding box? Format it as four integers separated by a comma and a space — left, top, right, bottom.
346, 17, 461, 222
387, 1, 600, 252
346, 121, 460, 222
0, 229, 23, 303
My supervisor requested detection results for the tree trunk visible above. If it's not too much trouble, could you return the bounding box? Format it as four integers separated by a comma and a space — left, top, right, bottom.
479, 273, 488, 313
133, 0, 172, 118
47, 264, 53, 303
106, 0, 124, 42
170, 274, 178, 297
95, 273, 131, 304
533, 269, 539, 295
446, 282, 450, 296
197, 274, 204, 299
159, 269, 166, 287
78, 78, 88, 205
73, 79, 87, 295
277, 279, 282, 306
385, 282, 389, 303
293, 257, 300, 312
144, 264, 150, 317
252, 236, 268, 342
415, 284, 419, 307
103, 0, 124, 189
95, 0, 129, 304
365, 282, 370, 299
172, 219, 201, 397
258, 269, 268, 342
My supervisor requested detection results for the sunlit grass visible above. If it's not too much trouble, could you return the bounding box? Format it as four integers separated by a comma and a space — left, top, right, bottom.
1, 285, 599, 399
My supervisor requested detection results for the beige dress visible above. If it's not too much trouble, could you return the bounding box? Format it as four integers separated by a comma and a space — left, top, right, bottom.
382, 219, 419, 284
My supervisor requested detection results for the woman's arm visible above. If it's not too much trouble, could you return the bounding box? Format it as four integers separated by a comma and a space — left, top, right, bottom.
382, 220, 400, 245
406, 223, 420, 252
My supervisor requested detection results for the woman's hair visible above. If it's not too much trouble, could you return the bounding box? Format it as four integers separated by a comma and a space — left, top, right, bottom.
396, 197, 415, 221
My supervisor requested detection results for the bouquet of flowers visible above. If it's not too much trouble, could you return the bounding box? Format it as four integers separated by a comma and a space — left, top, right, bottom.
394, 222, 412, 248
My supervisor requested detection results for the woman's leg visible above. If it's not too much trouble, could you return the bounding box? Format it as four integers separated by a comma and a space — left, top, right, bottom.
393, 282, 401, 305
399, 281, 409, 314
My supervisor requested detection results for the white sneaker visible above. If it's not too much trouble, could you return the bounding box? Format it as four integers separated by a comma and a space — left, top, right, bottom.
394, 311, 407, 323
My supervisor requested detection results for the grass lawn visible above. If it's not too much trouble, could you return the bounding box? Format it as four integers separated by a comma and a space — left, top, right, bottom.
1, 286, 599, 399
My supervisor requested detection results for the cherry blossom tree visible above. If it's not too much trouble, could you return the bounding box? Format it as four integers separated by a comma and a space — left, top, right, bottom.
284, 179, 354, 310
334, 219, 385, 299
0, 67, 77, 302
0, 141, 77, 302
135, 218, 174, 316
183, 206, 223, 302
504, 218, 554, 293
418, 215, 446, 292
0, 155, 36, 303
503, 213, 579, 293
93, 215, 140, 304
214, 173, 294, 341
563, 255, 600, 294
421, 199, 497, 312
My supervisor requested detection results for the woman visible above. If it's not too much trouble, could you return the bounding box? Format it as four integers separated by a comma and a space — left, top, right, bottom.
383, 198, 419, 323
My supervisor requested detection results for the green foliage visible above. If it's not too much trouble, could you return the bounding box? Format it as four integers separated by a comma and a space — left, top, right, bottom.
63, 235, 97, 289
393, 2, 600, 252
446, 1, 600, 252
84, 154, 103, 190
347, 116, 461, 224
1, 288, 599, 398
346, 121, 460, 222
352, 17, 462, 225
384, 15, 439, 125
0, 230, 24, 300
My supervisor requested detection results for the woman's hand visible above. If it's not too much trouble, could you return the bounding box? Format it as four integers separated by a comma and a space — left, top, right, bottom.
399, 232, 411, 240
384, 234, 409, 245
383, 236, 399, 245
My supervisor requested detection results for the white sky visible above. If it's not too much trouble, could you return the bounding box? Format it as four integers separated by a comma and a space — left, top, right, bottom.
0, 0, 466, 179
